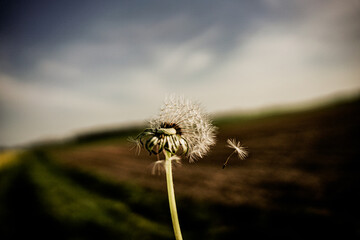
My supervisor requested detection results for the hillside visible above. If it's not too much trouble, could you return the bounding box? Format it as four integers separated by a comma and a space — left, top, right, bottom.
1, 97, 359, 239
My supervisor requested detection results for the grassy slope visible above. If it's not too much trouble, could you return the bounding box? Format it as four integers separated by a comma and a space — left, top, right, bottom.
1, 96, 359, 239
0, 151, 172, 240
3, 151, 349, 240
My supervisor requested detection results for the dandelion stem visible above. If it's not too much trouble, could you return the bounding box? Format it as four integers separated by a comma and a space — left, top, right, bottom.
164, 150, 183, 240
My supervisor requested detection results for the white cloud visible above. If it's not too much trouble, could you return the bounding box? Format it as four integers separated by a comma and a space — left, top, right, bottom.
1, 0, 360, 146
0, 74, 144, 145
0, 74, 119, 112
194, 2, 360, 112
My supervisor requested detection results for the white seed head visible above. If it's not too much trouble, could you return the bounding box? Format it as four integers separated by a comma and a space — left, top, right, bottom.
149, 96, 217, 162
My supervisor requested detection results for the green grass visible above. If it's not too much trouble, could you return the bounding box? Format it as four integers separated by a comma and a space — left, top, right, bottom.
1, 149, 357, 239
0, 150, 242, 239
0, 151, 172, 239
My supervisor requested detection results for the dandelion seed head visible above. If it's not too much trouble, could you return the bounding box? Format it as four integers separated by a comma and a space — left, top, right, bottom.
147, 96, 217, 162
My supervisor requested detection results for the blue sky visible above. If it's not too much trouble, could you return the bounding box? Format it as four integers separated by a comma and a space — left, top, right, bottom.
1, 0, 360, 146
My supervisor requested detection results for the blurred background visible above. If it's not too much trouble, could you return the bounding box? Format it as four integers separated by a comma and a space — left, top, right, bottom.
0, 0, 359, 239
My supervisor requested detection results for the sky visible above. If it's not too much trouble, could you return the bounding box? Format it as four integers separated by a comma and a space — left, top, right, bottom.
0, 0, 360, 146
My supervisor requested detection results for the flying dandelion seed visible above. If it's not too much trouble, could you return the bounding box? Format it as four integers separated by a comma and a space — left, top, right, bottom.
223, 138, 248, 169
128, 136, 142, 155
150, 160, 165, 175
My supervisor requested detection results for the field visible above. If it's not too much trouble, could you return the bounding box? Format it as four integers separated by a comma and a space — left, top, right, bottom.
1, 97, 359, 239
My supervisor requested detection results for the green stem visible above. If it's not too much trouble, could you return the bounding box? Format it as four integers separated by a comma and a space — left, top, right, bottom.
164, 151, 183, 240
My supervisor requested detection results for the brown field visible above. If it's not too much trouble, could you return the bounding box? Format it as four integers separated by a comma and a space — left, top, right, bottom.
48, 98, 360, 218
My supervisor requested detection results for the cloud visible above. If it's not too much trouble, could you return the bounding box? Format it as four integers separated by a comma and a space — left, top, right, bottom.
0, 74, 146, 145
176, 0, 360, 111
1, 0, 360, 146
